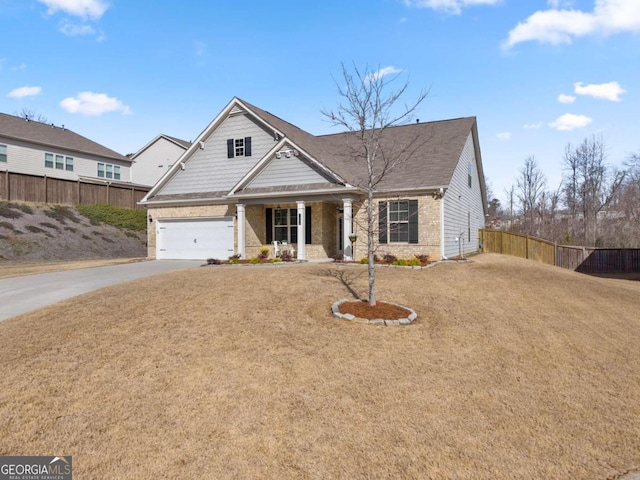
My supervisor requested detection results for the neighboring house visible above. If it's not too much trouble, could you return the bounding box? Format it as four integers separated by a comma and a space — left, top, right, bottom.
140, 97, 487, 261
129, 134, 191, 186
0, 112, 131, 183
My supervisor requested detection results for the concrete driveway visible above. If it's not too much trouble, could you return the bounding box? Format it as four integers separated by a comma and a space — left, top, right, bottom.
0, 260, 203, 322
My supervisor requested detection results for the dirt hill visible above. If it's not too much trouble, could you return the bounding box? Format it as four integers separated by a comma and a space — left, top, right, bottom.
0, 202, 147, 262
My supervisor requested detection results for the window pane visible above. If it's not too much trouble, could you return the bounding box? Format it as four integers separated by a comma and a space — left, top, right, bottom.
0, 145, 6, 162
106, 164, 113, 179
114, 165, 120, 180
55, 155, 64, 169
289, 208, 297, 226
390, 222, 409, 243
274, 226, 288, 242
65, 157, 74, 171
274, 209, 288, 226
235, 138, 244, 157
290, 225, 298, 244
97, 163, 105, 177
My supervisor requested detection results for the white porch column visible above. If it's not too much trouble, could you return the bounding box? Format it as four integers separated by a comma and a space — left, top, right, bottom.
236, 203, 246, 259
296, 201, 306, 260
342, 199, 353, 260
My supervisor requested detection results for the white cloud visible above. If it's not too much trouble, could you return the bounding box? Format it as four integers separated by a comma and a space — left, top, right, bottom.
574, 81, 625, 101
497, 131, 511, 140
38, 0, 109, 20
503, 0, 640, 49
8, 86, 42, 98
548, 113, 592, 131
365, 66, 402, 83
558, 93, 576, 103
60, 92, 131, 116
403, 0, 501, 15
524, 122, 543, 129
60, 21, 95, 36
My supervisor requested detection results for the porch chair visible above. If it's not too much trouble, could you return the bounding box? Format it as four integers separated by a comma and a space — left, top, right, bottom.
272, 240, 281, 258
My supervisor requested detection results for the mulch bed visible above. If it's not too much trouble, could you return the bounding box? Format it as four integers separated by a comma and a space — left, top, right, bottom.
338, 300, 412, 320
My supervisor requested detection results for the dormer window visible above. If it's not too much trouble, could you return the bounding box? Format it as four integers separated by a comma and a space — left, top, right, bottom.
227, 137, 252, 158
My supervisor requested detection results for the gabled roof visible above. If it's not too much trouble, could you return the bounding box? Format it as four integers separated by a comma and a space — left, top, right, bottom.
240, 98, 478, 192
142, 97, 484, 204
0, 112, 129, 163
130, 134, 192, 160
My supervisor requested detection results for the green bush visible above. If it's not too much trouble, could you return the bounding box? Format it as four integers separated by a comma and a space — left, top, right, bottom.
271, 257, 283, 263
249, 257, 260, 264
392, 258, 408, 266
406, 257, 421, 266
76, 204, 147, 232
360, 257, 368, 264
45, 205, 80, 224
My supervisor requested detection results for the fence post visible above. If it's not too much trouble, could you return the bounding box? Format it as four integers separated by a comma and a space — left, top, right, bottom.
43, 175, 47, 203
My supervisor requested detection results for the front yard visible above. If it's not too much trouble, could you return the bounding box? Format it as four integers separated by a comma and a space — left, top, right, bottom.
0, 254, 638, 479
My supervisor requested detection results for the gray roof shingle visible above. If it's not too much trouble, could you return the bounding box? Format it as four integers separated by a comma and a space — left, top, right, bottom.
239, 98, 476, 191
0, 112, 129, 163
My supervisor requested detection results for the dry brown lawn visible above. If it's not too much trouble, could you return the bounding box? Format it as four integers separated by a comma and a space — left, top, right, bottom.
0, 254, 639, 479
0, 258, 145, 279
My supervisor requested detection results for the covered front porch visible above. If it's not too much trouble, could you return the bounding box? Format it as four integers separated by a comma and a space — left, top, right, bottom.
235, 197, 361, 261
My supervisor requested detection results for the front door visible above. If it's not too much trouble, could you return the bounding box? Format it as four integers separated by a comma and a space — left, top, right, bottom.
337, 214, 343, 254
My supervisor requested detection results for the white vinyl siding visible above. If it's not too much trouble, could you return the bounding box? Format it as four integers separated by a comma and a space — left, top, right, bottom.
0, 136, 130, 181
443, 133, 485, 258
157, 114, 277, 196
130, 137, 188, 186
248, 152, 333, 189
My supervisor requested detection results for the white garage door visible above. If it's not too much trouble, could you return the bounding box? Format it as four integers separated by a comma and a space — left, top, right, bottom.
156, 217, 234, 260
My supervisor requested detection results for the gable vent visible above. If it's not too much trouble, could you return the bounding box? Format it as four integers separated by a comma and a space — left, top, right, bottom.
229, 105, 246, 116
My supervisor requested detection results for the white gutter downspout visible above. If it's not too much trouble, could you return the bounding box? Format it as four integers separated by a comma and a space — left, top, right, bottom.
440, 191, 446, 260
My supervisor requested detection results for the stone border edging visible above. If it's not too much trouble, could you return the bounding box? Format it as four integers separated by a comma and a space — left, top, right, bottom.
331, 299, 418, 326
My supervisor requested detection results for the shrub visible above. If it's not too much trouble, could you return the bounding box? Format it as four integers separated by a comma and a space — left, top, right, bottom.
406, 257, 421, 267
360, 257, 368, 264
76, 204, 146, 232
228, 254, 241, 265
207, 258, 222, 265
392, 258, 408, 266
280, 250, 294, 262
249, 257, 261, 264
414, 254, 430, 264
332, 253, 344, 262
271, 257, 283, 263
382, 253, 397, 264
258, 247, 270, 259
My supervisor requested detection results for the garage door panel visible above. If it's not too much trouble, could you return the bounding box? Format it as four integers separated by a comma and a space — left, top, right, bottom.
157, 218, 234, 260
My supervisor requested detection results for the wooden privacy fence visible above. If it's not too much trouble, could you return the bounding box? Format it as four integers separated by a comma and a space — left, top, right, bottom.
479, 229, 640, 274
0, 171, 149, 210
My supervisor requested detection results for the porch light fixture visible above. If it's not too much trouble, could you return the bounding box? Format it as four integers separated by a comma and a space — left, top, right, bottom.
148, 214, 153, 223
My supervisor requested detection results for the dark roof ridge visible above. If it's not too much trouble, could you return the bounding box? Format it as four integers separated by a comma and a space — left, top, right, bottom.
316, 115, 476, 138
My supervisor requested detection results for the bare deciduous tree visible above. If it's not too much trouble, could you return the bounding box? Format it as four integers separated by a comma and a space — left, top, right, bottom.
13, 108, 50, 124
322, 63, 428, 306
562, 136, 625, 245
516, 156, 546, 236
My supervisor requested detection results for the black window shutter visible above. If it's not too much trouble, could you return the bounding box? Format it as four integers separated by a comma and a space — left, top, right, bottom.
408, 200, 419, 244
244, 137, 252, 157
305, 206, 312, 244
378, 202, 388, 244
227, 139, 234, 158
265, 208, 273, 244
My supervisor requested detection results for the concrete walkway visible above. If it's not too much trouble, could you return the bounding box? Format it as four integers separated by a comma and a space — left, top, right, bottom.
0, 260, 203, 322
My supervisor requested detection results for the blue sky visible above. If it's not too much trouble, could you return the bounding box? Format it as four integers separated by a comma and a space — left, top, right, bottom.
1, 0, 639, 200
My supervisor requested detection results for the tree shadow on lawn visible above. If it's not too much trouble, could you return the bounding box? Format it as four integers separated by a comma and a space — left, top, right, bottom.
313, 267, 367, 300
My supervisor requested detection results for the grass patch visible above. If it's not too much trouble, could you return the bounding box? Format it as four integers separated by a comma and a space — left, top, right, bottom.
39, 222, 60, 231
0, 202, 23, 220
44, 205, 81, 224
0, 255, 638, 479
0, 221, 16, 231
23, 225, 46, 234
76, 204, 147, 232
